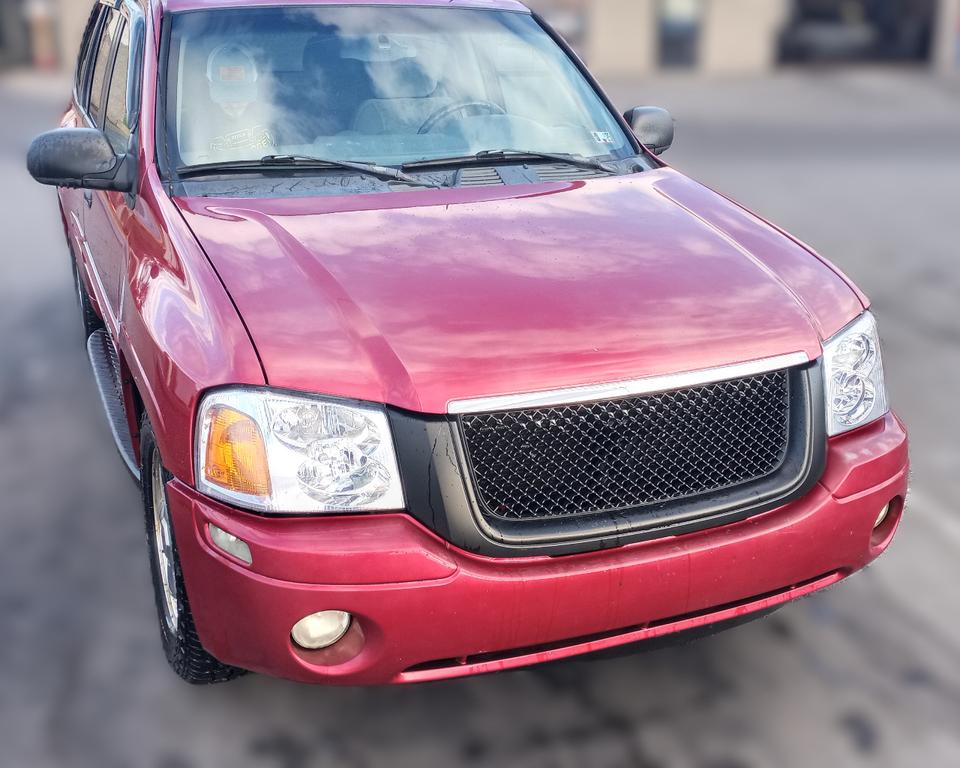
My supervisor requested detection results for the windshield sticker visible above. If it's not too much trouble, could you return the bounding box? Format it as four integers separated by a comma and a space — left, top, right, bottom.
210, 126, 277, 153
591, 131, 615, 145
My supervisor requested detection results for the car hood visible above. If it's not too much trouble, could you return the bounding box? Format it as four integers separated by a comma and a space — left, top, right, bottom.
176, 168, 864, 414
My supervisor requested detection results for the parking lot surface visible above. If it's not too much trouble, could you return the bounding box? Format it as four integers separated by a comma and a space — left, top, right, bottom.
1, 68, 958, 768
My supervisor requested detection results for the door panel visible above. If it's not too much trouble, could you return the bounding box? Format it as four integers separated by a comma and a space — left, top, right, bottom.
58, 109, 87, 279
60, 3, 105, 300
84, 191, 131, 333
82, 12, 130, 330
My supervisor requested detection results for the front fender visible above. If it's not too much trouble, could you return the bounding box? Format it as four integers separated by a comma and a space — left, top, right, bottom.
119, 167, 265, 484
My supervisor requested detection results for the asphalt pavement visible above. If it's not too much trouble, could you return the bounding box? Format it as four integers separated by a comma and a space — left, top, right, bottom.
1, 68, 958, 768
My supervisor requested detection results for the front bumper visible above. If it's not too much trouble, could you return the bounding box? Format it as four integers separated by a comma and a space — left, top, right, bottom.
167, 412, 908, 685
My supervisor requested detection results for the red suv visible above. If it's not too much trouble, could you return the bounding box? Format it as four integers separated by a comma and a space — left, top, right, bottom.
28, 0, 908, 685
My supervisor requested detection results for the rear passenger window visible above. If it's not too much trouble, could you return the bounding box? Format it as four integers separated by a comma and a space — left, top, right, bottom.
76, 5, 105, 106
104, 22, 132, 153
88, 11, 122, 126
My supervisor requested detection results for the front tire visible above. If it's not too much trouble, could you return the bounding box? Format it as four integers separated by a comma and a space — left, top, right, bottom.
140, 416, 245, 685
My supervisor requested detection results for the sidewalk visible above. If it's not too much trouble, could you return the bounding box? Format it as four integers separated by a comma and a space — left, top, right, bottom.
602, 67, 960, 130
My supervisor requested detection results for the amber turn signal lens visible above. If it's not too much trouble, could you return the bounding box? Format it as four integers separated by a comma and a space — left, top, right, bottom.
203, 406, 272, 497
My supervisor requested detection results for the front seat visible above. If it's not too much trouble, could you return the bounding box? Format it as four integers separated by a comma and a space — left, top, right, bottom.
351, 58, 452, 135
301, 34, 376, 137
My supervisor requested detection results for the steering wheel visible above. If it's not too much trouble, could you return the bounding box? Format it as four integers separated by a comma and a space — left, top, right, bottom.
418, 100, 507, 135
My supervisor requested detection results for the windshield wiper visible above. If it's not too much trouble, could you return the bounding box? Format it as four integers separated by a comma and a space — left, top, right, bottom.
402, 149, 619, 174
177, 154, 445, 188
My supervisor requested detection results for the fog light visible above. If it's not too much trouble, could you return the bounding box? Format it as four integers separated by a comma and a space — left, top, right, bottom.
291, 611, 352, 650
208, 524, 252, 565
874, 503, 891, 530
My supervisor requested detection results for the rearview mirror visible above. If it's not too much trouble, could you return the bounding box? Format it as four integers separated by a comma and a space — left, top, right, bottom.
624, 107, 675, 156
27, 128, 134, 193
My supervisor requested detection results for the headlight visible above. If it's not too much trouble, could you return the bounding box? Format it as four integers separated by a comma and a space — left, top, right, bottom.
822, 311, 888, 436
196, 389, 405, 513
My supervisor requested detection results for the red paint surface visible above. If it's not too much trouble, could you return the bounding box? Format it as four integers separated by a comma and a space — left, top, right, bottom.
176, 170, 863, 414
162, 0, 530, 12
168, 413, 908, 684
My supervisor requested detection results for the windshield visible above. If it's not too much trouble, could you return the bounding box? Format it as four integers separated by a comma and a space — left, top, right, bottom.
163, 6, 635, 171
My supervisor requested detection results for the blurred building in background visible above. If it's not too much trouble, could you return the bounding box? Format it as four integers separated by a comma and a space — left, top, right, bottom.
0, 0, 87, 70
0, 0, 28, 69
529, 0, 960, 77
0, 0, 959, 75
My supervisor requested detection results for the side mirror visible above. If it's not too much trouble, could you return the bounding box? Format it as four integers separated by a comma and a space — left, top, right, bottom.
623, 107, 675, 156
27, 128, 134, 193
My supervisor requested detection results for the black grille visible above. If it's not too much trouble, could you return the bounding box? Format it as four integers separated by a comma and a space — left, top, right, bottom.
460, 371, 791, 523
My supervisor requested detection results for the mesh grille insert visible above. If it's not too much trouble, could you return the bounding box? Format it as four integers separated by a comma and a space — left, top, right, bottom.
460, 370, 791, 522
